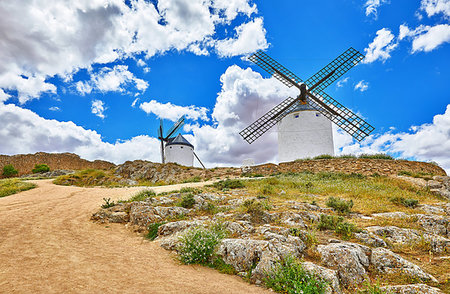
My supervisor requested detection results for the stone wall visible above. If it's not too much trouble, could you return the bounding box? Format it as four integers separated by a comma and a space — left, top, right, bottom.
252, 159, 447, 176
0, 152, 115, 176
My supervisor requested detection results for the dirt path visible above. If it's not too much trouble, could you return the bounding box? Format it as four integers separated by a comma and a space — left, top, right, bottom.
0, 180, 269, 294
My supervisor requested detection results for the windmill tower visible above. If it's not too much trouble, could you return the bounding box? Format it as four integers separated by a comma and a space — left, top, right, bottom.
157, 116, 206, 168
240, 48, 375, 162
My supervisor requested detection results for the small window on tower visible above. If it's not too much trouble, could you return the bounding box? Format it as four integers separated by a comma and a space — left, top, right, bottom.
316, 113, 320, 117
181, 146, 183, 149
294, 114, 299, 118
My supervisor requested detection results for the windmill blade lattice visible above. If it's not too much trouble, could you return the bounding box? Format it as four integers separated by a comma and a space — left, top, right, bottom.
239, 96, 299, 144
306, 92, 374, 141
249, 51, 303, 88
305, 47, 364, 92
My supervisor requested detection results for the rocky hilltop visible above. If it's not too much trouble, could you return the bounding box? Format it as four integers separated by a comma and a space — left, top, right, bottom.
0, 152, 115, 176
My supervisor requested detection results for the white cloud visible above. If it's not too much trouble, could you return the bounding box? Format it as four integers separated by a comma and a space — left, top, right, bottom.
0, 103, 160, 164
420, 0, 450, 18
76, 81, 93, 95
139, 100, 209, 122
0, 0, 266, 103
335, 104, 450, 173
364, 0, 389, 19
354, 80, 369, 92
337, 77, 349, 88
399, 24, 450, 52
363, 28, 398, 63
49, 106, 60, 111
0, 89, 11, 103
91, 99, 106, 119
215, 17, 268, 57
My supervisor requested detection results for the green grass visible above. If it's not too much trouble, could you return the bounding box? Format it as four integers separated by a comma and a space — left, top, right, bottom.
212, 179, 245, 190
128, 189, 156, 202
390, 196, 419, 208
326, 196, 353, 214
398, 170, 434, 180
0, 179, 36, 198
53, 169, 122, 187
180, 187, 203, 194
178, 193, 195, 208
182, 176, 202, 183
264, 255, 329, 294
317, 214, 359, 240
145, 222, 165, 241
244, 172, 439, 215
101, 197, 115, 208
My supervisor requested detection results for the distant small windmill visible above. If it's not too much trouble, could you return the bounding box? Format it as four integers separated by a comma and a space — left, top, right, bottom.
240, 47, 375, 162
157, 116, 205, 168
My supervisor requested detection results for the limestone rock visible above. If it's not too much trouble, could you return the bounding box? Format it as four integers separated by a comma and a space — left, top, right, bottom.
427, 180, 443, 189
380, 284, 443, 294
317, 242, 371, 287
129, 202, 189, 227
157, 220, 205, 237
354, 232, 388, 248
371, 247, 438, 283
416, 214, 449, 237
302, 261, 342, 294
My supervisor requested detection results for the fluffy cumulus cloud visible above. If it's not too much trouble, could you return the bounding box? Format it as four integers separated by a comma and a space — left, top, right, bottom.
215, 17, 268, 57
363, 28, 398, 63
336, 77, 349, 88
139, 100, 209, 122
77, 65, 148, 95
0, 0, 267, 103
335, 104, 450, 172
354, 80, 369, 92
400, 24, 450, 52
91, 100, 107, 119
0, 103, 160, 164
420, 0, 450, 18
364, 0, 389, 19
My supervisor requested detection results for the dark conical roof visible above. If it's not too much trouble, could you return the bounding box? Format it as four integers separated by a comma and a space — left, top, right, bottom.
166, 134, 194, 148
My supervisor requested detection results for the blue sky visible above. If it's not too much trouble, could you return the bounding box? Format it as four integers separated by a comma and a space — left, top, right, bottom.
0, 0, 449, 171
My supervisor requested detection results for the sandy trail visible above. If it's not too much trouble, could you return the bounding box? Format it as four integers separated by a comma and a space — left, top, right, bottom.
0, 180, 269, 294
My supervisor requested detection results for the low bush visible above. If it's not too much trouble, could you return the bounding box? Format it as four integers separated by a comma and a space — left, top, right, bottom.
213, 179, 245, 190
32, 164, 50, 174
209, 257, 237, 275
264, 255, 328, 294
129, 189, 156, 202
180, 187, 203, 194
101, 197, 115, 209
326, 196, 353, 214
182, 176, 202, 183
146, 222, 165, 241
390, 196, 419, 208
317, 214, 358, 240
240, 199, 271, 223
358, 282, 387, 294
0, 179, 36, 198
179, 193, 195, 208
313, 154, 334, 160
177, 225, 226, 265
2, 164, 18, 178
259, 184, 275, 195
358, 153, 394, 160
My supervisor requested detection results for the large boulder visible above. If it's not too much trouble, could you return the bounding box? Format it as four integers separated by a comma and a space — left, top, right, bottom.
129, 202, 189, 227
157, 220, 205, 237
317, 242, 371, 287
416, 214, 449, 238
302, 261, 342, 294
371, 247, 438, 283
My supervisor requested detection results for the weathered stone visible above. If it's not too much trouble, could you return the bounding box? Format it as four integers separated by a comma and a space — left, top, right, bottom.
380, 284, 443, 294
418, 204, 446, 215
158, 234, 181, 251
366, 226, 450, 253
129, 203, 189, 227
371, 247, 438, 283
354, 232, 388, 248
302, 262, 342, 294
217, 239, 271, 273
416, 214, 449, 237
427, 180, 443, 189
280, 211, 318, 228
372, 212, 409, 219
157, 220, 205, 237
317, 242, 371, 287
91, 210, 129, 223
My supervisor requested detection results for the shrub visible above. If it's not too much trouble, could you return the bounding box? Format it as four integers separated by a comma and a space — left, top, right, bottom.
209, 257, 237, 275
264, 255, 328, 294
390, 196, 419, 208
179, 193, 195, 208
259, 184, 275, 195
358, 282, 387, 294
146, 222, 165, 241
0, 179, 36, 198
358, 153, 394, 160
2, 164, 18, 178
213, 179, 245, 190
326, 196, 353, 214
101, 197, 115, 209
129, 189, 156, 202
182, 176, 202, 183
178, 226, 226, 265
32, 164, 50, 174
180, 187, 203, 194
317, 214, 358, 240
313, 154, 334, 160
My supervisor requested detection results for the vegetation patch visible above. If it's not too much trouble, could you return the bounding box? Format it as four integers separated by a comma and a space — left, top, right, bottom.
53, 169, 122, 187
212, 179, 245, 190
390, 196, 419, 208
101, 197, 115, 209
2, 164, 18, 178
180, 187, 203, 194
264, 255, 329, 294
182, 176, 202, 183
326, 196, 353, 214
208, 256, 237, 275
129, 189, 156, 202
0, 178, 36, 198
239, 198, 271, 223
178, 193, 196, 208
177, 225, 226, 265
358, 282, 387, 294
145, 222, 165, 241
398, 170, 434, 180
32, 164, 50, 174
317, 214, 359, 240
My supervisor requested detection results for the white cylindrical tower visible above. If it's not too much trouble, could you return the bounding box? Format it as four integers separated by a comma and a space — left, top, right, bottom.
277, 104, 334, 163
164, 134, 194, 167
